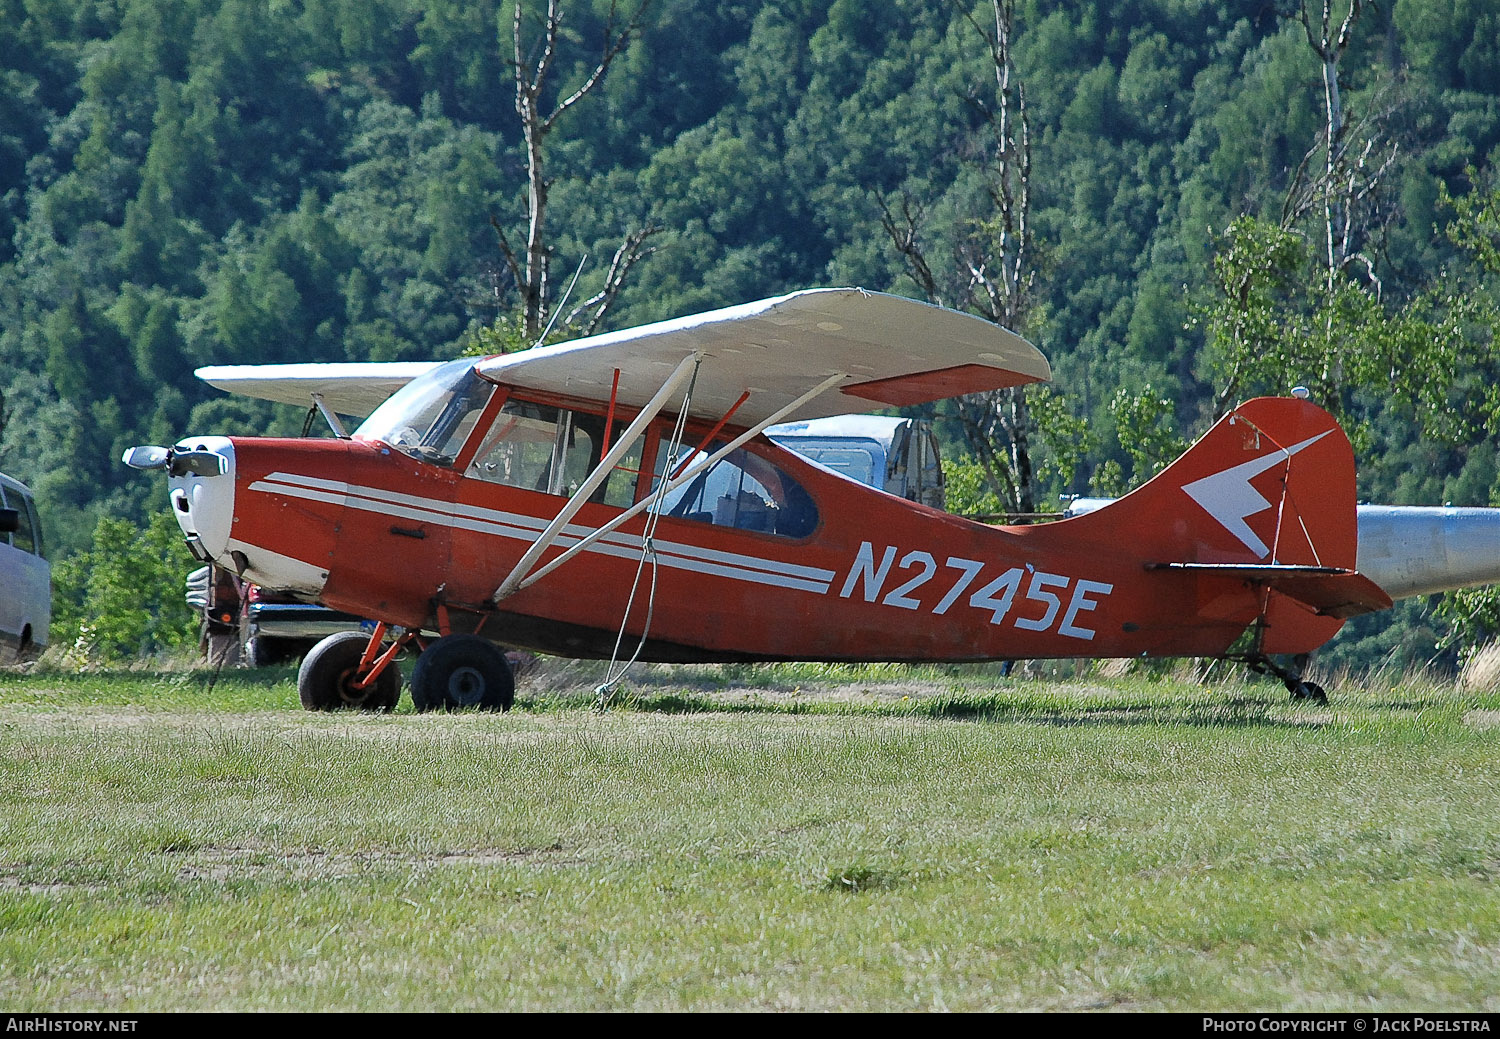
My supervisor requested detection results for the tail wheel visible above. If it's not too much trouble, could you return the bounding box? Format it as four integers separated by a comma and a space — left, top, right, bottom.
410, 634, 515, 712
297, 631, 402, 712
1290, 681, 1328, 704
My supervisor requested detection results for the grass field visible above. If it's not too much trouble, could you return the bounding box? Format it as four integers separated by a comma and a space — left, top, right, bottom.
1, 658, 1497, 1011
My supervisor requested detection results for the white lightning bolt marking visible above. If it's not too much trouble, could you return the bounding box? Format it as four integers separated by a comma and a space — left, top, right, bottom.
1180, 431, 1332, 558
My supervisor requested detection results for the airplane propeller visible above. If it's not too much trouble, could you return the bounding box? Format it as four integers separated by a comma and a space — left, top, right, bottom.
121, 445, 227, 478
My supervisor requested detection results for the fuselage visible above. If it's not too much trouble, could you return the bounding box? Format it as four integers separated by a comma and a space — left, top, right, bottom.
165, 363, 1358, 663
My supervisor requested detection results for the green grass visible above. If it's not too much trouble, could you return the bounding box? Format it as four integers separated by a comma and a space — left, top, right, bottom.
1, 660, 1498, 1010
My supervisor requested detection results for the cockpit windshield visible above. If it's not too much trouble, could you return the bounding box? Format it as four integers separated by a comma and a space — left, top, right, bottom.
353, 357, 493, 465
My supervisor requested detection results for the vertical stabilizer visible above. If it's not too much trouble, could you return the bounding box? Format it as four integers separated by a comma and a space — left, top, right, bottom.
1084, 397, 1358, 569
1061, 397, 1374, 655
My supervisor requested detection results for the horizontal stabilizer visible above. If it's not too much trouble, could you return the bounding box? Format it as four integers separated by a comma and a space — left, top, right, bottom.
1147, 562, 1393, 619
1147, 562, 1350, 577
1266, 570, 1393, 619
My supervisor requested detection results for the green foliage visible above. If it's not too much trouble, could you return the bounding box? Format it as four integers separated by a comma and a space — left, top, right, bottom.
51, 512, 200, 662
459, 307, 578, 357
1436, 586, 1500, 662
1027, 385, 1097, 494
1089, 384, 1187, 497
1444, 168, 1500, 277
1198, 215, 1493, 452
940, 457, 1005, 518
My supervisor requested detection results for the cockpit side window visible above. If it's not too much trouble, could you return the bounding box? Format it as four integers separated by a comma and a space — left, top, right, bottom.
467, 401, 644, 504
569, 412, 647, 508
468, 398, 651, 503
458, 398, 816, 537
468, 401, 572, 493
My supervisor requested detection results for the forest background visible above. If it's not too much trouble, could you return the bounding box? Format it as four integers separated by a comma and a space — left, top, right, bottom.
4, 0, 1500, 672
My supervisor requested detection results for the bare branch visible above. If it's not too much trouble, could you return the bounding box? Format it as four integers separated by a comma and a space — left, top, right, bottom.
954, 392, 1019, 505
877, 192, 944, 307
499, 0, 653, 337
542, 0, 646, 133
489, 213, 527, 293
872, 0, 1041, 511
563, 224, 665, 336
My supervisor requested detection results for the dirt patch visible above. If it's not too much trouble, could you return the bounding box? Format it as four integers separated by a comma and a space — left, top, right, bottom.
0, 865, 105, 896
672, 682, 946, 707
167, 841, 589, 882
1464, 709, 1500, 729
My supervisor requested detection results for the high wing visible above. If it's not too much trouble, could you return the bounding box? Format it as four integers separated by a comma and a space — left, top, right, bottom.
194, 289, 1049, 426
475, 288, 1050, 426
195, 361, 443, 417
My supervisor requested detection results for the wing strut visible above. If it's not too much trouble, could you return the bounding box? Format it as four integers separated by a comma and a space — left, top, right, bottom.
492, 352, 704, 601
309, 392, 350, 439
493, 370, 847, 601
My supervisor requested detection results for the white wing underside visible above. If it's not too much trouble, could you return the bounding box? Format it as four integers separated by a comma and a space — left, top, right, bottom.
195, 361, 443, 417
195, 288, 1051, 425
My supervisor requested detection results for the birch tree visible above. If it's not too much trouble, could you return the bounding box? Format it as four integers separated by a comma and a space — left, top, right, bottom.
492, 0, 660, 342
879, 0, 1045, 515
1205, 0, 1402, 423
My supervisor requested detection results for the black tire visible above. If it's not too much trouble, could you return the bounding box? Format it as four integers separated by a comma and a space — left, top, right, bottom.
244, 635, 295, 668
244, 636, 268, 667
410, 634, 515, 712
1290, 681, 1328, 704
297, 631, 402, 712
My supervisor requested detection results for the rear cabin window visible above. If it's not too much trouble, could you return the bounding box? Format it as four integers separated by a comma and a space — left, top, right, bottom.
653, 443, 818, 539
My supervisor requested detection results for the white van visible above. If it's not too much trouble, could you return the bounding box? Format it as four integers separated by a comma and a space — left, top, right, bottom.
0, 473, 49, 661
767, 415, 947, 510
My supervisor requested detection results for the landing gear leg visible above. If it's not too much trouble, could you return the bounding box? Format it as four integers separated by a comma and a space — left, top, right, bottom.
1245, 652, 1327, 704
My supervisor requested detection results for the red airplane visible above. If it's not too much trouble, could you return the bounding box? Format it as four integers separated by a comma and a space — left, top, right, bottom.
125, 289, 1391, 711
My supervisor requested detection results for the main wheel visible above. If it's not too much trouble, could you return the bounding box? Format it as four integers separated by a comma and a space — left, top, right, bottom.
297, 631, 402, 712
410, 634, 515, 712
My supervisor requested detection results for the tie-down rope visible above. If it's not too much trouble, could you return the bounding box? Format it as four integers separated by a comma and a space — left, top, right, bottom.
595, 358, 701, 705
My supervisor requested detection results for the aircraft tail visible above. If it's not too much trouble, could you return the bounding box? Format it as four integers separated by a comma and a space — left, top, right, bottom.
1064, 397, 1390, 654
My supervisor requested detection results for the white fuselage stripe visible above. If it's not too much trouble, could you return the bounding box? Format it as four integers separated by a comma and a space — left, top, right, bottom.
248, 472, 836, 595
